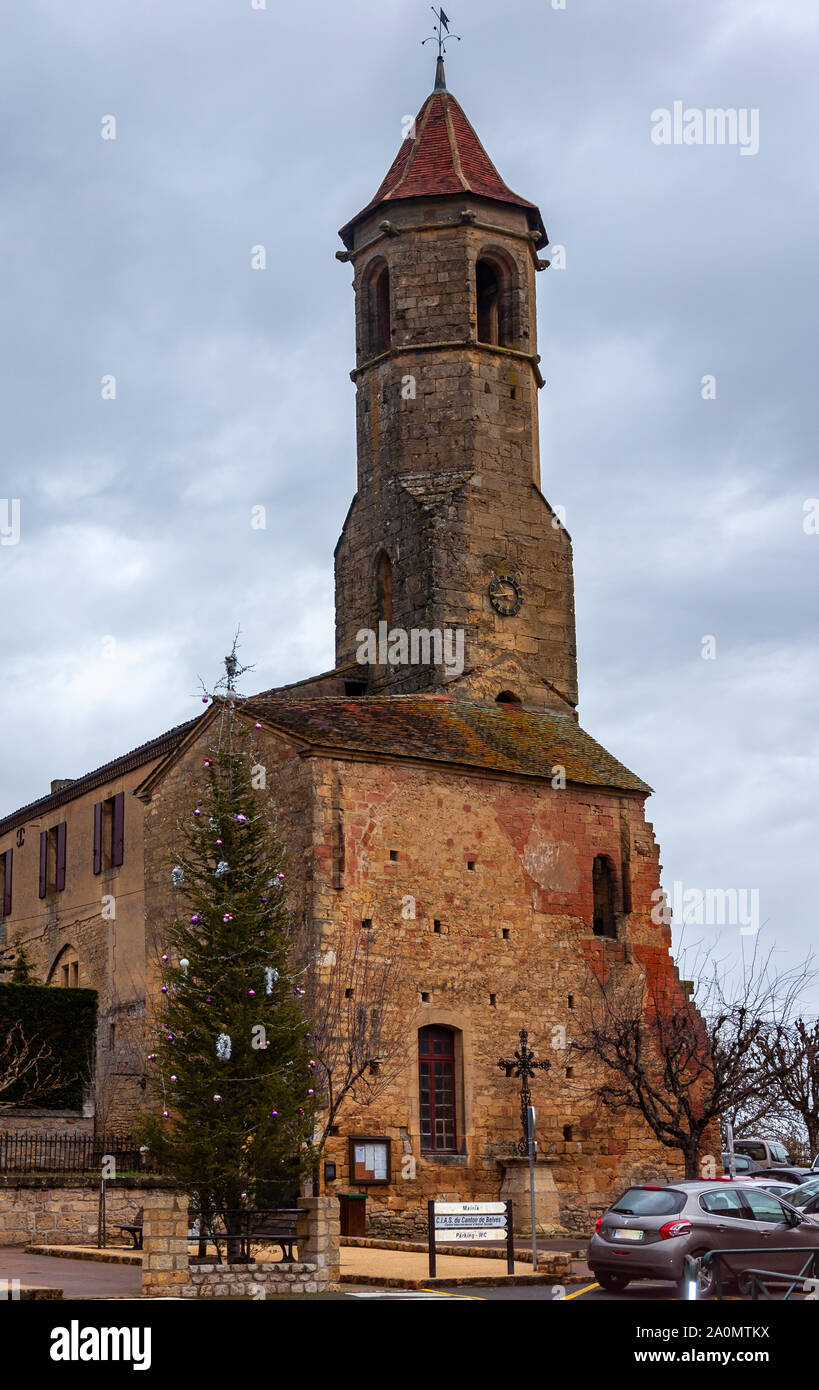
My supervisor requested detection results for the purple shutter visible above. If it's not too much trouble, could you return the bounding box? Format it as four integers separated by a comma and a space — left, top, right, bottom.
112, 793, 125, 868
93, 802, 103, 875
39, 831, 48, 898
2, 849, 11, 916
55, 822, 67, 893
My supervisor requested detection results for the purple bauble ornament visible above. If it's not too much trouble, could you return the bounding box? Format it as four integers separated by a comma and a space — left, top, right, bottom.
170, 1075, 177, 1082
297, 1108, 304, 1117
202, 696, 208, 703
190, 914, 202, 924
270, 1110, 278, 1118
248, 988, 255, 996
162, 1110, 169, 1118
161, 986, 168, 994
254, 722, 262, 729
167, 1034, 174, 1042
260, 896, 267, 904
205, 997, 212, 1004
235, 814, 247, 824
307, 1088, 314, 1097
277, 872, 285, 881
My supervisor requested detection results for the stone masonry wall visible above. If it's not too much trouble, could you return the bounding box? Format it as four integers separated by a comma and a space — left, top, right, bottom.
0, 1175, 166, 1247
0, 1109, 94, 1138
306, 752, 688, 1234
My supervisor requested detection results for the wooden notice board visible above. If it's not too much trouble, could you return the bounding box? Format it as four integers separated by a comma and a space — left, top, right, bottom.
348, 1136, 391, 1185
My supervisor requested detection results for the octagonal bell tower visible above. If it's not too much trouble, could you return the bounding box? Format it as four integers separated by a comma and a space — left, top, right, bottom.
334, 58, 578, 713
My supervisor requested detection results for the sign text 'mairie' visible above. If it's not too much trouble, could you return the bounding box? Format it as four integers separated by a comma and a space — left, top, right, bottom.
433, 1201, 507, 1215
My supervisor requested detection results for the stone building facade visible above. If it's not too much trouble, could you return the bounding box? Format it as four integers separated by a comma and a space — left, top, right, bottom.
0, 60, 693, 1232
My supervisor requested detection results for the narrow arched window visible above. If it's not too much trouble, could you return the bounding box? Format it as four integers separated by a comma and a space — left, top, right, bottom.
368, 263, 391, 357
419, 1025, 458, 1152
375, 549, 393, 627
48, 944, 80, 987
592, 856, 617, 939
476, 259, 500, 345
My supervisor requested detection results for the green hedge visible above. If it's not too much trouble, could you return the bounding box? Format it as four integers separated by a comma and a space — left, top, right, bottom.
0, 983, 97, 1109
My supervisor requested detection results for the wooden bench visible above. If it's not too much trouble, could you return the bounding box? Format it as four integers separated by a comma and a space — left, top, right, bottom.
117, 1206, 143, 1249
118, 1206, 201, 1250
118, 1205, 300, 1261
244, 1209, 300, 1263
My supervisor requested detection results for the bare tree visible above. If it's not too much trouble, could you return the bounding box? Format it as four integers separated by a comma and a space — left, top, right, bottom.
0, 1021, 69, 1106
570, 939, 814, 1179
299, 922, 414, 1192
756, 1017, 819, 1155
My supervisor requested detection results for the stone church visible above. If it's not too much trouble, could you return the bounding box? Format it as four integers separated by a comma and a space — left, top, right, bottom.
0, 58, 691, 1232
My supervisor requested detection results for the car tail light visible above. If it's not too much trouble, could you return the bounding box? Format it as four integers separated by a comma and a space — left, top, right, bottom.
660, 1219, 692, 1240
594, 1216, 602, 1234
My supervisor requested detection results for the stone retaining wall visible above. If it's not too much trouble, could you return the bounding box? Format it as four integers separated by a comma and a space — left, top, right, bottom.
0, 1109, 94, 1136
0, 1176, 168, 1247
181, 1260, 323, 1297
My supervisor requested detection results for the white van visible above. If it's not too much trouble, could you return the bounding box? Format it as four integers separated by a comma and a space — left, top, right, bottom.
733, 1138, 791, 1167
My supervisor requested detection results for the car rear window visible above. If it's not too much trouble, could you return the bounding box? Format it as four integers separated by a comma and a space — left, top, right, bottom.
725, 1154, 752, 1171
787, 1178, 819, 1208
610, 1188, 686, 1216
736, 1142, 766, 1161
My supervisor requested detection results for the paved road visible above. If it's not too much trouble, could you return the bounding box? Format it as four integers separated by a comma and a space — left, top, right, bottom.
0, 1249, 142, 1299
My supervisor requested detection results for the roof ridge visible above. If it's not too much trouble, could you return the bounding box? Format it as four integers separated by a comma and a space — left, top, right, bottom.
0, 717, 198, 834
443, 94, 470, 192
386, 92, 436, 202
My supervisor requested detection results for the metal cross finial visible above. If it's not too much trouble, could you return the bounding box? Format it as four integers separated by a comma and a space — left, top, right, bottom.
498, 1029, 551, 1156
423, 7, 461, 60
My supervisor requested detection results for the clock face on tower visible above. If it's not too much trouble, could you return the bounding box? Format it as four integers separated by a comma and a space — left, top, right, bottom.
488, 574, 523, 617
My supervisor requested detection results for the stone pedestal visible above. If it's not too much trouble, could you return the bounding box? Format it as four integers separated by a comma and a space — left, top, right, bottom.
297, 1196, 341, 1288
141, 1190, 190, 1297
497, 1156, 563, 1235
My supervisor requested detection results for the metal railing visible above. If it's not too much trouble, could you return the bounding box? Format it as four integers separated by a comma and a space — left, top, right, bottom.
683, 1246, 819, 1301
0, 1131, 158, 1174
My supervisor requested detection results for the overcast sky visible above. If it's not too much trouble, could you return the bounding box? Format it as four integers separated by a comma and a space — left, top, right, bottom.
1, 0, 816, 1000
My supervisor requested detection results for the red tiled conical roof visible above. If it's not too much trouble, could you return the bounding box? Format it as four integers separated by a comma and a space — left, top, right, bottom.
339, 84, 547, 247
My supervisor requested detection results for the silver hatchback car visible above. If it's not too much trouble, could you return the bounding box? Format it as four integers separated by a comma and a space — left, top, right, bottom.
588, 1180, 819, 1296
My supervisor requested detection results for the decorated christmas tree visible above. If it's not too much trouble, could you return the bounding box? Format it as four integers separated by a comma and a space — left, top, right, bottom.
140, 653, 316, 1240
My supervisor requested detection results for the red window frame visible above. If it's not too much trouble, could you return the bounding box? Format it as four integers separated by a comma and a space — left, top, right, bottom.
419, 1025, 457, 1153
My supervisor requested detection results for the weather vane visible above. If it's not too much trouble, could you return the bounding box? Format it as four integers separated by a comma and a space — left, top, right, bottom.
423, 7, 461, 60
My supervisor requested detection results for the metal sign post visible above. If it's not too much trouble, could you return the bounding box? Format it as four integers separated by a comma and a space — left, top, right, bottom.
429, 1200, 514, 1277
527, 1104, 537, 1271
725, 1121, 737, 1180
505, 1199, 515, 1275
